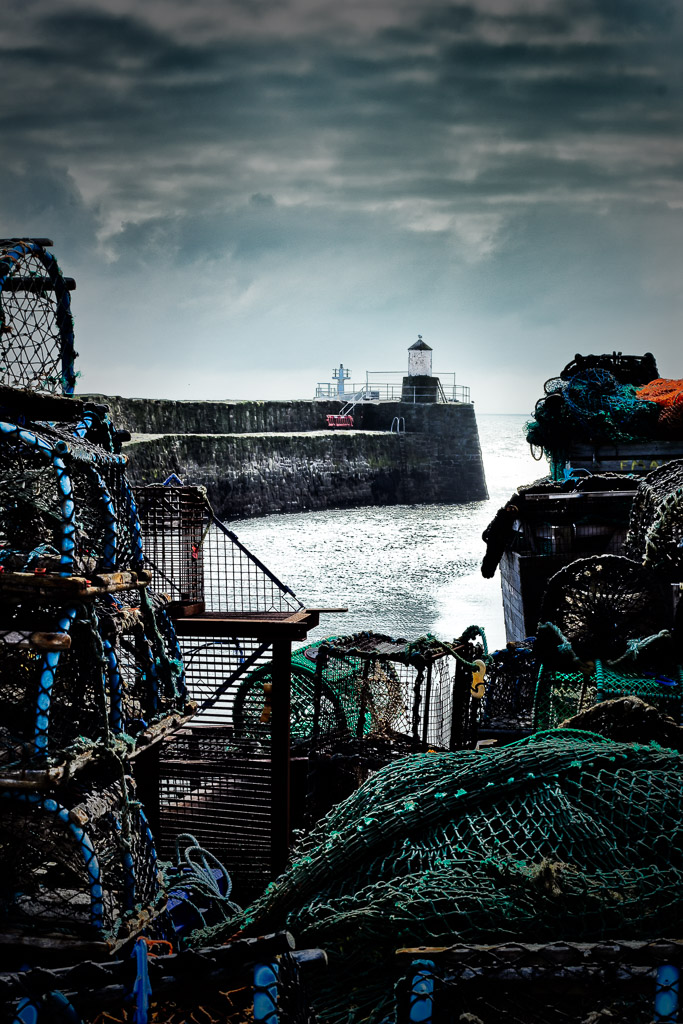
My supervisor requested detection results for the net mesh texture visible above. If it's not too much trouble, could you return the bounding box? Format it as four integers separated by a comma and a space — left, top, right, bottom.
201, 731, 683, 1024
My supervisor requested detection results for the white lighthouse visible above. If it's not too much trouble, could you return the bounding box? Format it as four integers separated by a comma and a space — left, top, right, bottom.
408, 335, 433, 377
402, 334, 440, 403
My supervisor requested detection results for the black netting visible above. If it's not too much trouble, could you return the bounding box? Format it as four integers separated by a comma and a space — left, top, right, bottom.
0, 775, 161, 944
0, 243, 75, 395
538, 555, 674, 663
479, 638, 536, 735
625, 459, 683, 580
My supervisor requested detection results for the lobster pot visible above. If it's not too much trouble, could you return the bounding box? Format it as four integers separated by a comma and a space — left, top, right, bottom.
0, 422, 139, 576
533, 667, 597, 730
313, 633, 474, 755
135, 486, 206, 604
134, 485, 304, 615
0, 240, 76, 395
0, 610, 112, 769
594, 662, 683, 721
533, 661, 683, 730
479, 639, 537, 738
0, 590, 191, 771
395, 943, 683, 1024
104, 590, 190, 736
625, 458, 683, 580
0, 777, 161, 947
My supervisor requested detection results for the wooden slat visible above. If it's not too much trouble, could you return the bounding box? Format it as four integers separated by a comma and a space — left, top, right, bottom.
0, 629, 71, 651
172, 609, 320, 640
0, 569, 150, 600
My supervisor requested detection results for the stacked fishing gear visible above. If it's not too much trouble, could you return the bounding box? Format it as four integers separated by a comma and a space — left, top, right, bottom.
525, 352, 683, 474
0, 240, 193, 960
210, 731, 683, 1024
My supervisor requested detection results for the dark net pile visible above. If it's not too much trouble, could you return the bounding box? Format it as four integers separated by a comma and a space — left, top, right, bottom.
210, 731, 683, 1024
636, 378, 683, 439
524, 352, 671, 472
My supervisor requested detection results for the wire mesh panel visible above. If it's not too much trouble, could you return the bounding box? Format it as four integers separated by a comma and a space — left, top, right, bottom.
135, 486, 206, 603
177, 634, 273, 728
0, 240, 76, 395
157, 636, 277, 903
135, 485, 303, 614
159, 727, 273, 904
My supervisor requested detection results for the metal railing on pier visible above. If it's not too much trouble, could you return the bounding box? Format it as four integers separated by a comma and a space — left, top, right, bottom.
315, 372, 470, 404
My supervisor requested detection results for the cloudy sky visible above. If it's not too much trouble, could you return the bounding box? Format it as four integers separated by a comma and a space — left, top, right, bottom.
2, 0, 681, 412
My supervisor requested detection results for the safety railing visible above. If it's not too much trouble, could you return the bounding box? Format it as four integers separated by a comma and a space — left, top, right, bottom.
315, 380, 470, 403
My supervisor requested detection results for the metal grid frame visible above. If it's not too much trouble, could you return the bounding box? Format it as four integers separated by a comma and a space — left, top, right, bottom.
135, 485, 303, 614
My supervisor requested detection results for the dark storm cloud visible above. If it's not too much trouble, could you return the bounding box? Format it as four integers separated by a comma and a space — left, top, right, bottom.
0, 0, 681, 405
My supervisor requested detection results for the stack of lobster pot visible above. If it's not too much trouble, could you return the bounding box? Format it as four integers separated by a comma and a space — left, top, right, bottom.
0, 239, 195, 966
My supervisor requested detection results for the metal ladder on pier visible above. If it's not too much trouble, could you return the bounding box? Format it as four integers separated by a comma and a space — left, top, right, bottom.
391, 416, 407, 480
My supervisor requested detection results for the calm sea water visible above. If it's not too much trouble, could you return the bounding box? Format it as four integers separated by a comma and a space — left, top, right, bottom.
227, 414, 540, 652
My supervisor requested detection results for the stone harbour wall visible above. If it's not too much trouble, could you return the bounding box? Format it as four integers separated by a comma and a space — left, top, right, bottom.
97, 396, 488, 519
86, 394, 483, 438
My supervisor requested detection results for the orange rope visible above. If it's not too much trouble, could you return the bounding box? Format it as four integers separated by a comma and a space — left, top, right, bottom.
142, 937, 175, 957
636, 378, 683, 406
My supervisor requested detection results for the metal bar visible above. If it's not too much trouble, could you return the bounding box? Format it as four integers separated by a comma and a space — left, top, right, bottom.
134, 744, 162, 841
421, 663, 433, 751
213, 517, 303, 606
270, 638, 292, 877
195, 642, 270, 713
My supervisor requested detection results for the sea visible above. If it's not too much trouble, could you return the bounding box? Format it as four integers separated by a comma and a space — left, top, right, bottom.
226, 413, 540, 653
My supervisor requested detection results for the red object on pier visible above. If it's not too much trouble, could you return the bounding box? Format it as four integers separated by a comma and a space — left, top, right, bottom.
326, 414, 354, 429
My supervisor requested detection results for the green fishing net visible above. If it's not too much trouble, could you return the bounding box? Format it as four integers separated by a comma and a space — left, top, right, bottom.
201, 731, 683, 1024
534, 662, 683, 730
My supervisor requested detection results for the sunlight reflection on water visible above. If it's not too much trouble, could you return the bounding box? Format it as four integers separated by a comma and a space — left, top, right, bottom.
227, 414, 540, 652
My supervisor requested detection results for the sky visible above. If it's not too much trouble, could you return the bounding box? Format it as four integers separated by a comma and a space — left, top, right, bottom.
1, 0, 682, 413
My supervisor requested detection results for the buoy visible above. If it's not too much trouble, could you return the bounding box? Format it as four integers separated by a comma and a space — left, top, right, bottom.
470, 659, 487, 699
